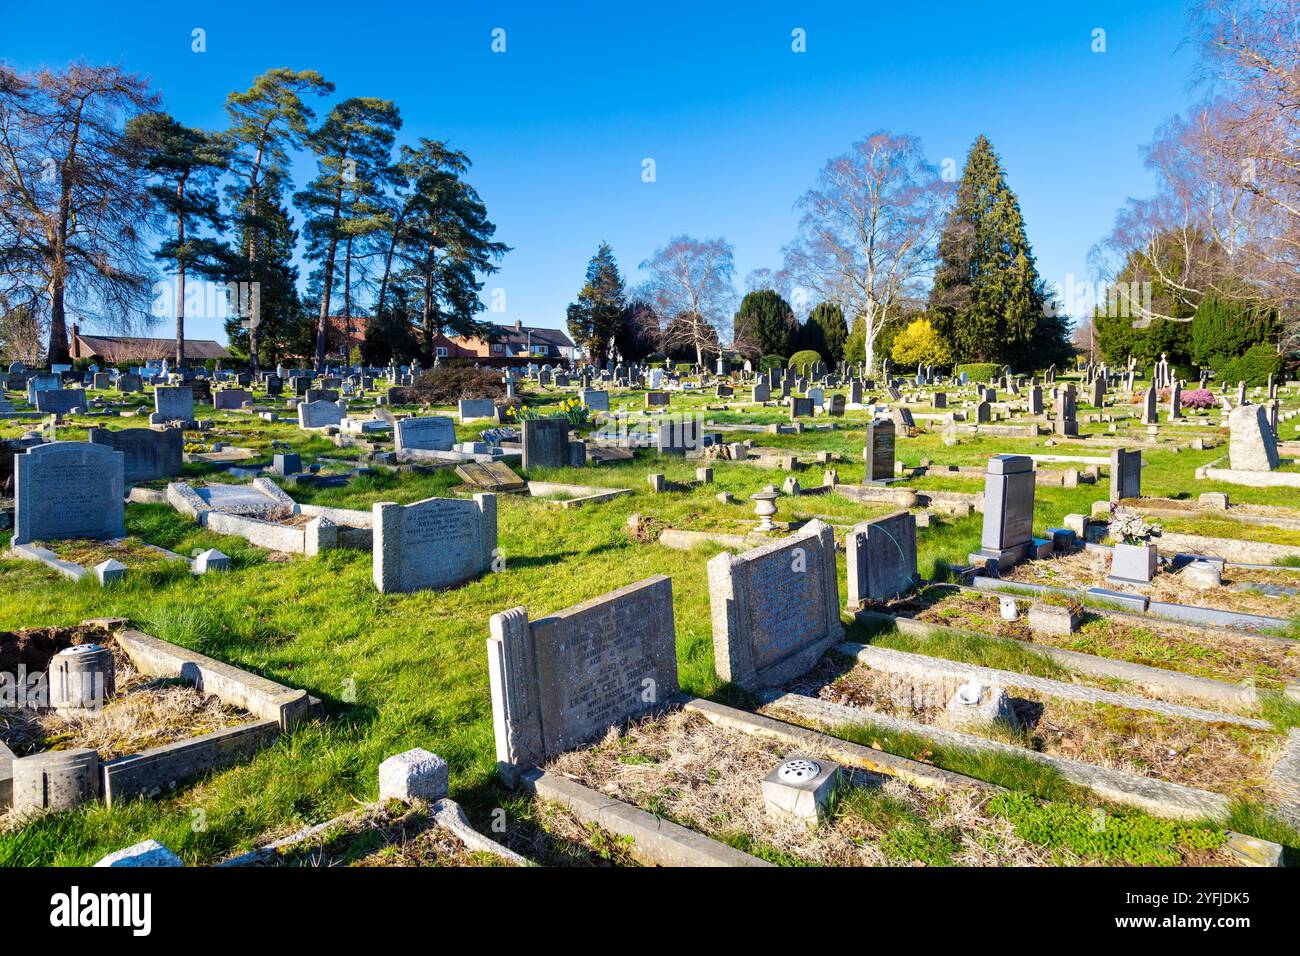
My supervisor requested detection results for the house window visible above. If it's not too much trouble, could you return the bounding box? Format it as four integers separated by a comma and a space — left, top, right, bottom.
436, 347, 448, 357
491, 343, 504, 354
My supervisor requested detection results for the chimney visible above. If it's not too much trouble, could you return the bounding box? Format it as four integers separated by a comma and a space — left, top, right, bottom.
513, 319, 523, 333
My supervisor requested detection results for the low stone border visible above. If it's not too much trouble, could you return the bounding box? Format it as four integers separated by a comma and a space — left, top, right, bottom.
1199, 465, 1300, 489
855, 608, 1290, 710
2, 620, 318, 815
762, 691, 1231, 822
969, 574, 1288, 633
0, 738, 13, 808
838, 641, 1272, 730
101, 719, 281, 806
1269, 728, 1300, 827
683, 698, 996, 795
114, 627, 317, 730
519, 766, 773, 867
525, 481, 631, 508
8, 539, 189, 585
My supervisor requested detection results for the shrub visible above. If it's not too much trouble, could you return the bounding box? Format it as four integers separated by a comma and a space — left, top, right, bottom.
1214, 344, 1283, 388
1191, 295, 1277, 366
758, 354, 786, 373
890, 318, 951, 368
408, 365, 504, 405
955, 362, 1002, 382
789, 349, 822, 372
1180, 388, 1217, 410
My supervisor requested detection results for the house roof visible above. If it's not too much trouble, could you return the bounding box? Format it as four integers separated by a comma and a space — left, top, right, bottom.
73, 333, 231, 361
478, 323, 574, 348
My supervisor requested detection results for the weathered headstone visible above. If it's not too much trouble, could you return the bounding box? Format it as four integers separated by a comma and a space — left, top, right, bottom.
213, 388, 252, 411
864, 418, 895, 482
34, 388, 86, 414
88, 427, 183, 484
1228, 404, 1279, 471
578, 388, 609, 412
969, 454, 1035, 570
458, 398, 495, 421
707, 519, 842, 690
394, 415, 457, 455
154, 386, 195, 422
488, 575, 679, 781
1110, 448, 1142, 502
521, 417, 570, 470
297, 399, 346, 429
846, 511, 918, 608
13, 441, 125, 546
372, 493, 497, 593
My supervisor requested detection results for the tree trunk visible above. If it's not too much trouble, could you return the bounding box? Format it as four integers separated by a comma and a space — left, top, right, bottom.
421, 270, 435, 366
343, 236, 353, 366
247, 177, 260, 373
315, 236, 338, 372
175, 179, 188, 368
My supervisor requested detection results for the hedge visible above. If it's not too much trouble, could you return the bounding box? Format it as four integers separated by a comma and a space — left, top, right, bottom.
955, 362, 1002, 382
789, 349, 823, 371
1213, 344, 1283, 388
758, 354, 786, 373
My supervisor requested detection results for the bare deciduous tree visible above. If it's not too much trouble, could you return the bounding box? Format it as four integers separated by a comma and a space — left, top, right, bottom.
782, 131, 951, 372
0, 63, 158, 365
637, 235, 736, 366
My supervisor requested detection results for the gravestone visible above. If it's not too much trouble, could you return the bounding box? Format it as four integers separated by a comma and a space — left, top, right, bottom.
1110, 447, 1142, 502
752, 382, 771, 403
26, 373, 61, 403
790, 397, 813, 418
806, 387, 824, 408
827, 393, 846, 417
656, 416, 701, 456
487, 575, 679, 781
92, 373, 111, 390
297, 399, 346, 429
933, 391, 947, 409
117, 374, 142, 394
891, 406, 915, 430
846, 511, 918, 608
154, 386, 195, 422
213, 388, 252, 411
708, 519, 842, 690
1028, 385, 1043, 415
969, 454, 1035, 570
13, 441, 126, 545
975, 401, 991, 424
1169, 380, 1183, 419
458, 398, 495, 421
34, 388, 86, 414
578, 388, 609, 412
394, 416, 457, 454
645, 390, 670, 407
864, 418, 895, 482
521, 417, 570, 470
373, 493, 497, 593
88, 427, 183, 484
1053, 384, 1078, 437
1228, 404, 1279, 471
455, 460, 527, 493
1141, 384, 1158, 425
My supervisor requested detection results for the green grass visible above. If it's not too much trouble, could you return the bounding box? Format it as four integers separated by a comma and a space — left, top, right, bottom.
6, 379, 1300, 865
986, 792, 1227, 866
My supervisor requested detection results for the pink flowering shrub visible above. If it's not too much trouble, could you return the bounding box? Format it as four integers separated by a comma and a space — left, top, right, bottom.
1180, 388, 1217, 409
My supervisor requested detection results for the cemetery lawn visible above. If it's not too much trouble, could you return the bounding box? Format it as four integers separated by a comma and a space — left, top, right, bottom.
4, 385, 1300, 864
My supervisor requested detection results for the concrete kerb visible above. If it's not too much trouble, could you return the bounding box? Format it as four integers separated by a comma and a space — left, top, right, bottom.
838, 640, 1271, 730
854, 608, 1288, 710
761, 690, 1232, 823
519, 766, 773, 867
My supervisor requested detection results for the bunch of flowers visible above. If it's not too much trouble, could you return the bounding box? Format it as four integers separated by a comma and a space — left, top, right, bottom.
1108, 506, 1161, 545
505, 398, 590, 428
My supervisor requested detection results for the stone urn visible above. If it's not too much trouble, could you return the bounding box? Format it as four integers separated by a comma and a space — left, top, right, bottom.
751, 490, 779, 532
1109, 541, 1158, 584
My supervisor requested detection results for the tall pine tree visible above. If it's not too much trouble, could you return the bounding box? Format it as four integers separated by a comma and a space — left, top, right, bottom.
566, 242, 625, 365
928, 136, 1051, 368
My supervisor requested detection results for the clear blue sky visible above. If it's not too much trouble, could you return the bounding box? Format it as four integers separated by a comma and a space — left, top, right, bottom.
6, 0, 1201, 344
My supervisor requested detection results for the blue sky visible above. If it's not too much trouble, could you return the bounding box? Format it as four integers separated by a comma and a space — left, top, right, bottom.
6, 0, 1201, 344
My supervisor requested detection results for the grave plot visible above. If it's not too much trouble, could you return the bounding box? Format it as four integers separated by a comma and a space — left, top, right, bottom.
165, 477, 369, 555
1, 620, 317, 818
536, 707, 1238, 867
11, 535, 190, 585
998, 547, 1300, 621
868, 585, 1300, 695
774, 650, 1284, 801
